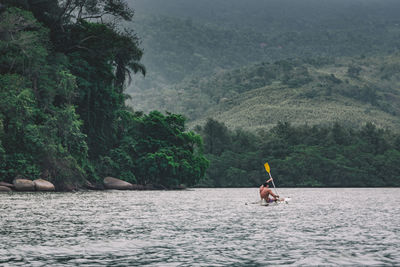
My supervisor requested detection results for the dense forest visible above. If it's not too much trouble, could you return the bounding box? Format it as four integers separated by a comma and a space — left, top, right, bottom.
0, 1, 208, 190
128, 0, 400, 91
1, 0, 400, 189
132, 56, 400, 130
127, 0, 400, 187
128, 0, 400, 129
197, 119, 400, 187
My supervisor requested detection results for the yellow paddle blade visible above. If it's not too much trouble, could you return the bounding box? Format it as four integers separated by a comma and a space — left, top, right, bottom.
264, 162, 270, 173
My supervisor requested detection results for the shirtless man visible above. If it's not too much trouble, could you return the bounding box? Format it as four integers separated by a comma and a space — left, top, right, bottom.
259, 178, 279, 203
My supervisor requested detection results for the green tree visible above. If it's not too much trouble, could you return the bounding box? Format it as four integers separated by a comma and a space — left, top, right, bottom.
198, 119, 400, 187
0, 7, 88, 187
201, 118, 231, 155
359, 122, 389, 154
96, 111, 208, 188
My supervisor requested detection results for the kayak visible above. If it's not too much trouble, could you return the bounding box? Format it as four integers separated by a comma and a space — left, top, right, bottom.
260, 197, 291, 206
245, 197, 291, 206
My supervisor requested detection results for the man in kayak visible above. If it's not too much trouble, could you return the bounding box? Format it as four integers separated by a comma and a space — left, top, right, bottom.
259, 178, 279, 203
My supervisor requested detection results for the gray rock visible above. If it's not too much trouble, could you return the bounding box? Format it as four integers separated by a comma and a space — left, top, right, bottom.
103, 177, 133, 190
0, 182, 14, 189
13, 178, 35, 191
0, 185, 12, 192
34, 179, 55, 191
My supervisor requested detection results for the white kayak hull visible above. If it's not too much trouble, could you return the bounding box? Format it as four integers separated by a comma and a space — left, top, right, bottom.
260, 197, 291, 206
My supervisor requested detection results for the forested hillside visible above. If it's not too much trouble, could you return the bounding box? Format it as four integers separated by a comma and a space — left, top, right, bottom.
126, 0, 400, 187
127, 0, 400, 91
2, 0, 400, 189
197, 119, 400, 187
0, 1, 208, 190
130, 55, 400, 130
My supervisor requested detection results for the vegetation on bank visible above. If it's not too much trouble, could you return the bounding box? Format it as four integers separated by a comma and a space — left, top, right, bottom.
128, 0, 400, 131
196, 119, 400, 187
0, 1, 207, 190
1, 0, 400, 190
128, 0, 400, 188
130, 56, 400, 131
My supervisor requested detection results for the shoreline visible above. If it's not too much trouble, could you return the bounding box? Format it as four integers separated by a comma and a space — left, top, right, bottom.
0, 177, 188, 193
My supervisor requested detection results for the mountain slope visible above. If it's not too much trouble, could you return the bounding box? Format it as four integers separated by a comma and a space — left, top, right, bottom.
127, 0, 400, 89
126, 0, 400, 131
128, 56, 400, 130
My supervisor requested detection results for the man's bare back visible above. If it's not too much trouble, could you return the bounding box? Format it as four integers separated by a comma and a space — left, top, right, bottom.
259, 179, 278, 202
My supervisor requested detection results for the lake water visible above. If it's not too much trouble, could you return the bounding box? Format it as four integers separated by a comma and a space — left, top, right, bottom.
1, 188, 399, 266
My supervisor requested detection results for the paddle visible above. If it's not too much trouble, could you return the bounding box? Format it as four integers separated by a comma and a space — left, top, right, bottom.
264, 162, 279, 197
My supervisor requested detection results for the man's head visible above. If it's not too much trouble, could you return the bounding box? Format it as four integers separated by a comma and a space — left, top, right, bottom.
263, 182, 268, 187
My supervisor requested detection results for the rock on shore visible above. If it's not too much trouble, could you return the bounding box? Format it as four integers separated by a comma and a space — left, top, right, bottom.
103, 177, 133, 190
13, 178, 35, 191
0, 182, 14, 189
0, 185, 12, 192
34, 179, 55, 191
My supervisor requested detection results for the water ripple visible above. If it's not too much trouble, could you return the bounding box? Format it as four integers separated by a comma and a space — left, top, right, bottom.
1, 188, 399, 266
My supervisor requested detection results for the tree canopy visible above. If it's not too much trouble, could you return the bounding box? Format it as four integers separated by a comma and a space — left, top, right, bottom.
0, 1, 207, 189
197, 119, 400, 187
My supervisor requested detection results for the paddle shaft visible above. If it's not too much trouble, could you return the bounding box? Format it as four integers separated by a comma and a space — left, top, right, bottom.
267, 172, 279, 197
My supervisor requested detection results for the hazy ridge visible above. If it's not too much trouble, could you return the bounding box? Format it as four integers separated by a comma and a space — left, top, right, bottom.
127, 0, 400, 130
130, 55, 400, 130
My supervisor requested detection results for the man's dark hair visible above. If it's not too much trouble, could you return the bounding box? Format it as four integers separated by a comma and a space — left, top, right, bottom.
263, 182, 268, 187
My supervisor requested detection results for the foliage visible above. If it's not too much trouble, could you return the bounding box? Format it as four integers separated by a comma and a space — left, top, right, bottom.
0, 4, 207, 189
128, 1, 400, 132
95, 111, 208, 188
128, 0, 400, 93
130, 56, 400, 131
196, 119, 400, 187
2, 1, 399, 190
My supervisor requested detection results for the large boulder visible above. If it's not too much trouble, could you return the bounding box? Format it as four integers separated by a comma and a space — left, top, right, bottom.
34, 179, 55, 191
0, 182, 14, 189
13, 178, 35, 191
0, 185, 12, 192
103, 177, 133, 190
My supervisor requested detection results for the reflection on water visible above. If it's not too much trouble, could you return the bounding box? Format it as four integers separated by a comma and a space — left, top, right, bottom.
1, 188, 399, 266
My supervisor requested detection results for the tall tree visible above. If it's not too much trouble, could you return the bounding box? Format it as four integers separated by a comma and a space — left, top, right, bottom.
201, 118, 231, 155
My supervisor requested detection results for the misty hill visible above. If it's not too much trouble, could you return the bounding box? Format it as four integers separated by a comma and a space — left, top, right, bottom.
127, 0, 400, 130
128, 55, 400, 130
131, 0, 400, 30
128, 0, 400, 87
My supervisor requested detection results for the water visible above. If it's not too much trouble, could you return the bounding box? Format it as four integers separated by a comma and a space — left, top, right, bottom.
1, 188, 399, 266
